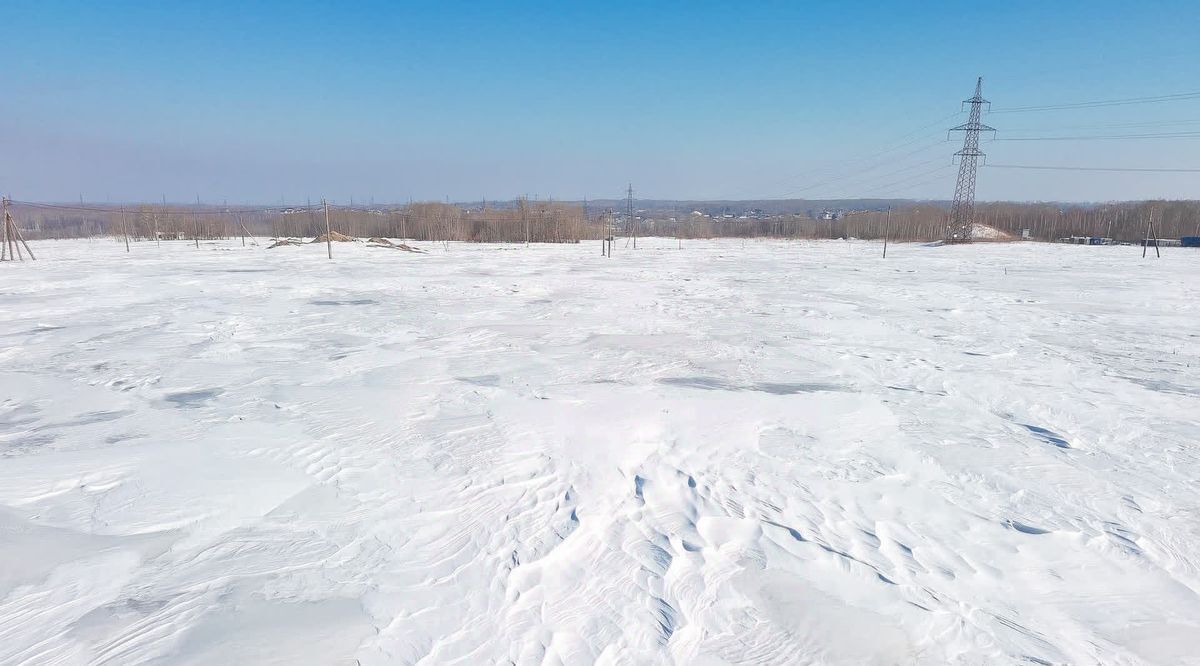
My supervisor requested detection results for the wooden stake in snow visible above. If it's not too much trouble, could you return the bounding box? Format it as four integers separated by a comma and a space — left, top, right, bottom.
121, 207, 130, 253
323, 199, 333, 260
882, 207, 892, 259
238, 213, 253, 246
1143, 209, 1160, 259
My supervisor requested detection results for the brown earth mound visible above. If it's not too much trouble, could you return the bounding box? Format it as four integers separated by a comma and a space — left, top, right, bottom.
367, 238, 426, 253
310, 231, 356, 243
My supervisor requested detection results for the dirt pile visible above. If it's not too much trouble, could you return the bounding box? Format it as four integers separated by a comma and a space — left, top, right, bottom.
310, 231, 356, 243
971, 223, 1017, 241
267, 238, 304, 248
367, 238, 426, 253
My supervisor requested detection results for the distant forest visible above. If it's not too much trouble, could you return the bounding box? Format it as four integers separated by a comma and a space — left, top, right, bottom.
10, 198, 1200, 244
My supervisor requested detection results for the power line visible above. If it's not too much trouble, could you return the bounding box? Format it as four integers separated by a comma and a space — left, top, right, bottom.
859, 163, 955, 198
771, 138, 950, 199
1002, 118, 1200, 132
985, 164, 1200, 173
826, 158, 950, 199
869, 168, 956, 199
724, 110, 962, 201
995, 131, 1200, 141
990, 91, 1200, 114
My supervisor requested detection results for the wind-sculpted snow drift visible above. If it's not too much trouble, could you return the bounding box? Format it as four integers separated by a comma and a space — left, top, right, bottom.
1, 238, 1197, 664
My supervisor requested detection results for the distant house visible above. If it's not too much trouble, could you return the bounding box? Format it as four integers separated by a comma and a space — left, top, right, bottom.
156, 230, 186, 240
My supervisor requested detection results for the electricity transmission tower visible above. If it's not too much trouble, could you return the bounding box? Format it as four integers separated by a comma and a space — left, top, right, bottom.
948, 77, 995, 241
625, 183, 637, 249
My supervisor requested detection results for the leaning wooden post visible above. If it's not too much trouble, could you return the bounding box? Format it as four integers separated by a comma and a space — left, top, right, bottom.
1152, 209, 1161, 258
10, 215, 22, 261
121, 207, 130, 253
237, 213, 252, 245
1143, 210, 1157, 259
882, 207, 892, 258
323, 199, 333, 259
11, 212, 35, 260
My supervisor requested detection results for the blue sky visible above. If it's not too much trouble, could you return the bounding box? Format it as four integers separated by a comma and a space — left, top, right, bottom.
2, 1, 1198, 203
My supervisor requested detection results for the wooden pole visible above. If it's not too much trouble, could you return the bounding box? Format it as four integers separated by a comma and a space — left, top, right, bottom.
238, 214, 253, 245
1143, 210, 1154, 258
193, 195, 200, 249
121, 207, 130, 252
11, 213, 35, 260
11, 213, 22, 261
882, 207, 892, 258
1, 198, 9, 262
5, 198, 19, 261
1147, 211, 1156, 258
323, 198, 333, 259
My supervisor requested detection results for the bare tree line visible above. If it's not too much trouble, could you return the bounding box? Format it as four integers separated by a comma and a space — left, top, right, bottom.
12, 199, 1200, 244
14, 200, 603, 243
641, 200, 1200, 242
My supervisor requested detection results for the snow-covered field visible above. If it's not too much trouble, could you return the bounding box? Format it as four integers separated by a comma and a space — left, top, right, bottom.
2, 237, 1198, 665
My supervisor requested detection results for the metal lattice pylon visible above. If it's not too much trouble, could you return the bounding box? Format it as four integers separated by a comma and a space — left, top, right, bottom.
948, 77, 995, 241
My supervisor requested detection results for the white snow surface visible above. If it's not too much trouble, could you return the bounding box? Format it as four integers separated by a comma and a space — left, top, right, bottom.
1, 237, 1198, 665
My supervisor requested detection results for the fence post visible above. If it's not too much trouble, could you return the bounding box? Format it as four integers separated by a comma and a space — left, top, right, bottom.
324, 199, 333, 260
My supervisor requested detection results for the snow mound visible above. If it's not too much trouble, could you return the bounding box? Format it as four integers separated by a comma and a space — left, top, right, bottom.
971, 222, 1015, 240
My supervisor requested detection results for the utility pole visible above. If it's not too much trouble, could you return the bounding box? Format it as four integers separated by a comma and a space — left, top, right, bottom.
323, 199, 333, 259
193, 195, 200, 248
948, 77, 995, 242
1, 198, 35, 261
1, 197, 13, 261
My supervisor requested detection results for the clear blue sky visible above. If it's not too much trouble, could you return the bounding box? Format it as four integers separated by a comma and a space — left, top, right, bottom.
3, 0, 1198, 203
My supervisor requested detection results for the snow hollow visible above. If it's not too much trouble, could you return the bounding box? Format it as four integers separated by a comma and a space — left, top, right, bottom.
2, 237, 1198, 664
